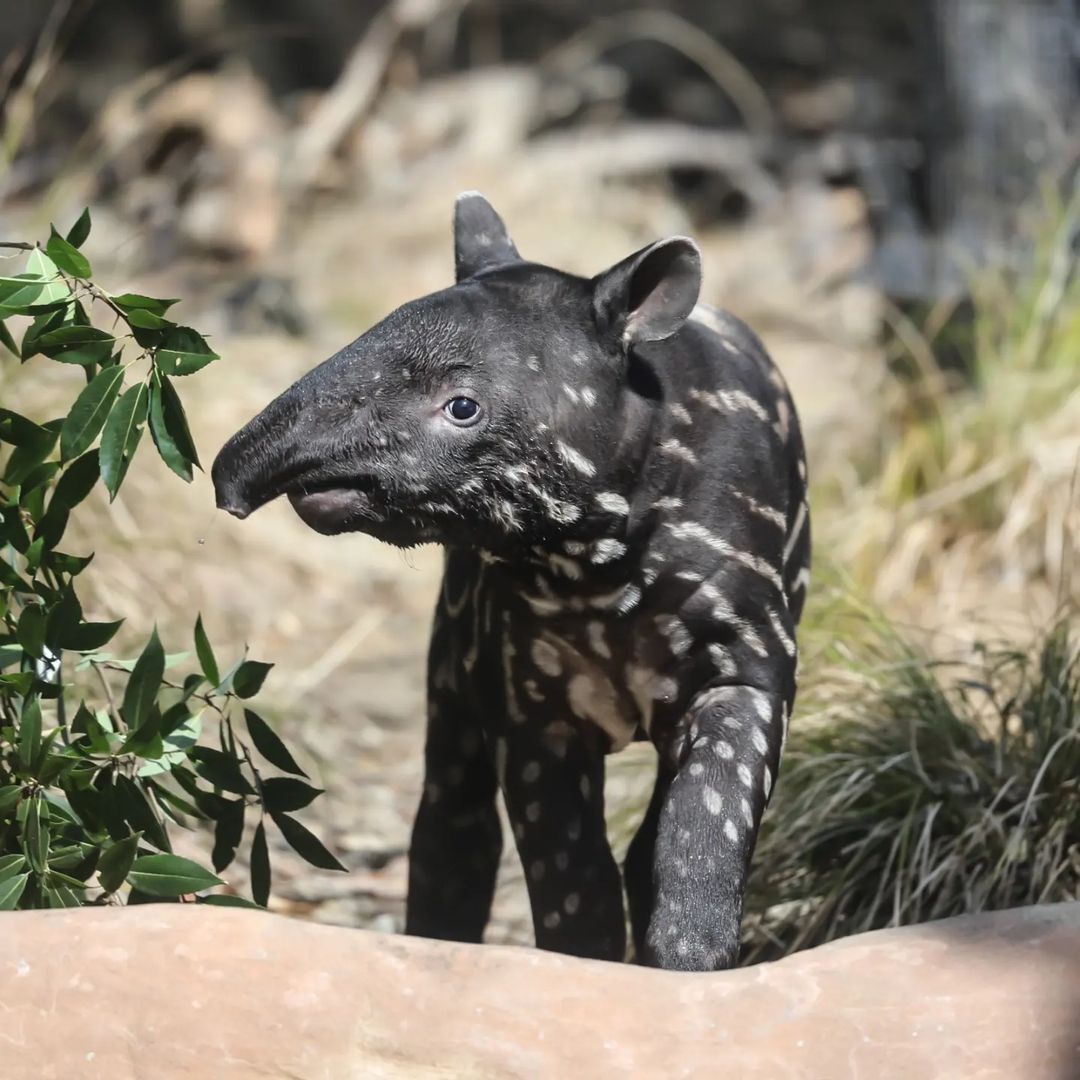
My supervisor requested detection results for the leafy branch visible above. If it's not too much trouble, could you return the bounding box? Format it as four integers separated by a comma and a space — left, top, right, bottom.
0, 210, 342, 911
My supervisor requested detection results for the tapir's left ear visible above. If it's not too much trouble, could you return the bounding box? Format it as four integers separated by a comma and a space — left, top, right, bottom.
453, 192, 521, 281
592, 237, 701, 347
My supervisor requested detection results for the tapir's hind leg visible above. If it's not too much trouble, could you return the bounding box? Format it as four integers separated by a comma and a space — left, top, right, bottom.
405, 691, 502, 943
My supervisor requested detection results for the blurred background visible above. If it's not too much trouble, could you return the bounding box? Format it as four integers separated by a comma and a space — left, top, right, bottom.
2, 0, 1078, 956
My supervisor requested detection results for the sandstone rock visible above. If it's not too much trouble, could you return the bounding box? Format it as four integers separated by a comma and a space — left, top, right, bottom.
2, 903, 1078, 1078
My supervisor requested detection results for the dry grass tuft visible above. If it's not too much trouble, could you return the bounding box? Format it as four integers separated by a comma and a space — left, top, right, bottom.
744, 609, 1080, 964
817, 197, 1080, 613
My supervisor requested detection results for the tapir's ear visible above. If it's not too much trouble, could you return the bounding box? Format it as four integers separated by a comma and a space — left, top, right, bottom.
453, 191, 521, 281
592, 237, 701, 347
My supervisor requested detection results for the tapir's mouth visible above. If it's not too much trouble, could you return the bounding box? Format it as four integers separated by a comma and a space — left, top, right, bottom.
287, 486, 378, 536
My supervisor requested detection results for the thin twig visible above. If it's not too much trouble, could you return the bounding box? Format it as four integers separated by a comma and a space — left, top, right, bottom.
543, 9, 774, 138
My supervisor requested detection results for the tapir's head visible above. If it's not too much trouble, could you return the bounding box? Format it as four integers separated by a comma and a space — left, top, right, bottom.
211, 193, 700, 551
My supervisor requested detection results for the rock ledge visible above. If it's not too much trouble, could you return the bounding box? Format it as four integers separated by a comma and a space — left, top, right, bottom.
4, 902, 1080, 1078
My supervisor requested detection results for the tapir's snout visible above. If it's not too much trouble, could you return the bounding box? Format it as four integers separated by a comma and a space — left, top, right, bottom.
211, 447, 256, 520
211, 382, 313, 522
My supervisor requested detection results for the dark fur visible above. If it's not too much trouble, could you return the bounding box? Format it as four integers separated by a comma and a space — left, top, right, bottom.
213, 194, 810, 970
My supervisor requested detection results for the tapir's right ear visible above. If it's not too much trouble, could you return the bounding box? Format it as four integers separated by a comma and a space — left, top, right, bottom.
592, 237, 701, 347
453, 192, 521, 281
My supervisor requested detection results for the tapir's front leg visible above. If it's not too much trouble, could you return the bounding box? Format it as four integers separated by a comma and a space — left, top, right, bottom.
642, 684, 786, 971
497, 719, 626, 961
406, 608, 502, 942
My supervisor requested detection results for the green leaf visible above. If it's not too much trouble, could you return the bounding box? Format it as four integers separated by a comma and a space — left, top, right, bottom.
23, 249, 70, 307
190, 746, 255, 796
45, 585, 81, 646
0, 408, 48, 447
198, 893, 262, 910
158, 375, 201, 469
126, 308, 169, 330
114, 776, 169, 851
0, 786, 23, 817
148, 373, 192, 481
23, 795, 50, 873
18, 697, 42, 773
0, 872, 30, 910
36, 325, 113, 350
52, 448, 101, 509
66, 208, 92, 249
0, 318, 17, 357
60, 618, 123, 652
270, 810, 345, 872
261, 777, 323, 812
16, 603, 46, 658
0, 275, 44, 312
99, 382, 148, 499
45, 884, 83, 908
232, 660, 273, 699
111, 293, 180, 316
46, 229, 92, 278
155, 326, 219, 376
193, 615, 220, 686
211, 798, 245, 873
0, 853, 26, 880
97, 832, 142, 894
244, 710, 308, 777
250, 821, 270, 906
120, 626, 165, 730
3, 419, 60, 486
60, 366, 125, 460
127, 853, 223, 897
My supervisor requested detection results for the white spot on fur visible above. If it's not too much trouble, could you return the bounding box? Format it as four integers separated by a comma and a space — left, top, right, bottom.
659, 439, 698, 465
542, 911, 561, 929
522, 761, 541, 783
595, 492, 629, 515
665, 520, 783, 592
557, 440, 596, 477
655, 614, 693, 657
703, 787, 722, 815
669, 403, 692, 424
587, 621, 611, 659
531, 639, 563, 677
724, 819, 739, 843
657, 496, 685, 511
783, 501, 809, 567
768, 607, 797, 656
563, 893, 581, 915
741, 797, 754, 827
688, 387, 769, 422
708, 643, 738, 677
568, 673, 630, 748
752, 727, 769, 755
711, 596, 769, 658
714, 740, 735, 760
591, 538, 626, 564
730, 489, 786, 529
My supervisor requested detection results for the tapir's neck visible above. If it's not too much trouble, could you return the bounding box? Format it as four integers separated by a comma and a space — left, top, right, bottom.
486, 374, 668, 599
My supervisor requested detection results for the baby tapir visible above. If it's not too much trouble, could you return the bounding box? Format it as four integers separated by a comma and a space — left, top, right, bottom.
212, 193, 810, 971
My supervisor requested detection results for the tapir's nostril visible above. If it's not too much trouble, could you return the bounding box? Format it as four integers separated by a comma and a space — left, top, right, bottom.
217, 498, 252, 521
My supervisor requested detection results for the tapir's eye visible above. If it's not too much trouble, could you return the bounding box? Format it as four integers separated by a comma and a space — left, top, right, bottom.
443, 397, 482, 426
